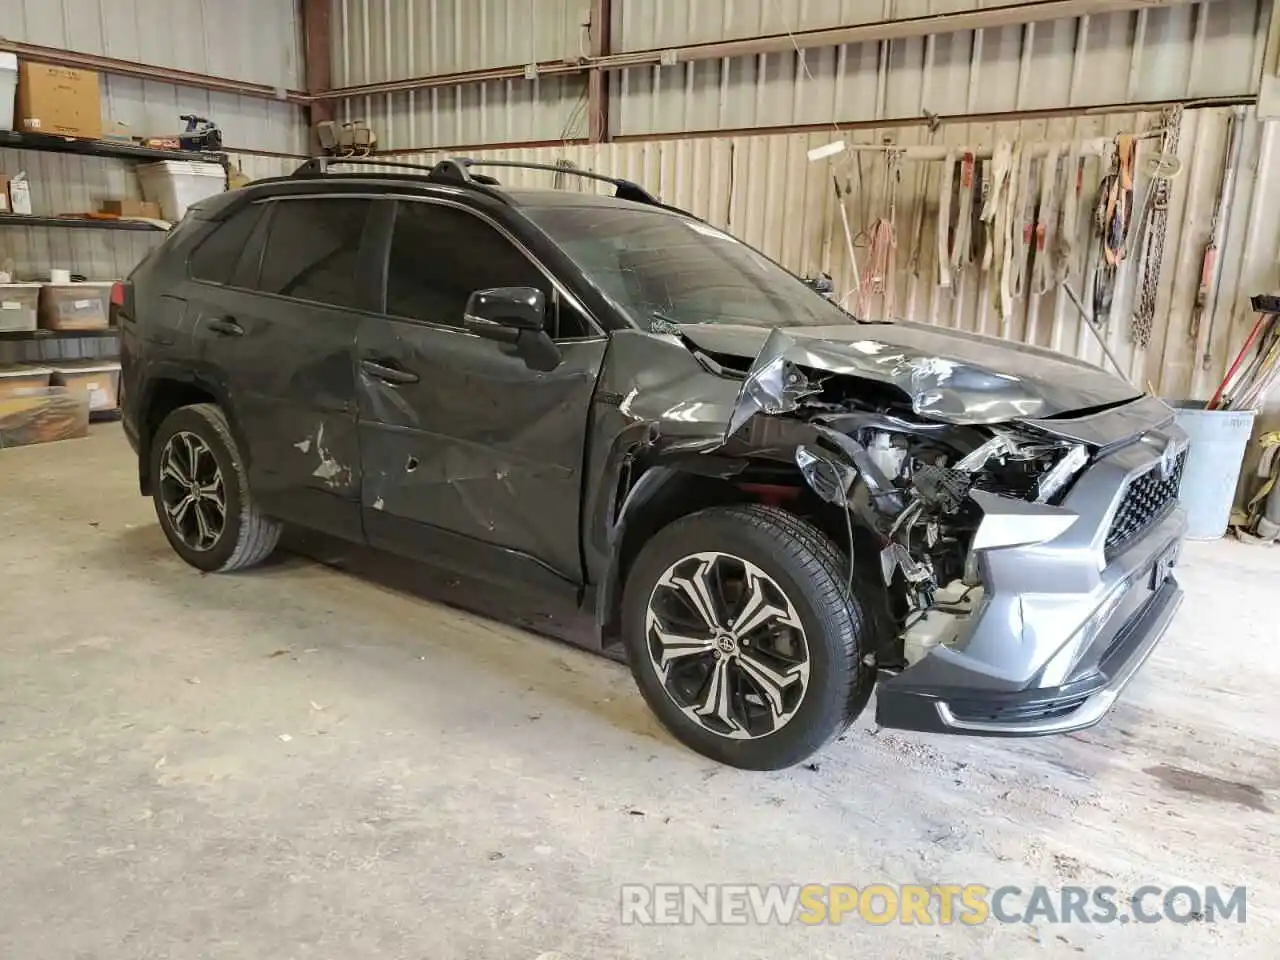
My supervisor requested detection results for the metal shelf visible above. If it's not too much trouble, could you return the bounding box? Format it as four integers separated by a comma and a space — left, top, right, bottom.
0, 327, 119, 341
0, 128, 223, 164
0, 213, 166, 231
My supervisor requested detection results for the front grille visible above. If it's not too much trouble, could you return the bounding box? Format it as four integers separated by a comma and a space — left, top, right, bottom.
1104, 451, 1186, 559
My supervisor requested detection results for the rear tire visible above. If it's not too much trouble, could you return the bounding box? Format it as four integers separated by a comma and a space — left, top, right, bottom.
150, 403, 281, 573
621, 503, 875, 770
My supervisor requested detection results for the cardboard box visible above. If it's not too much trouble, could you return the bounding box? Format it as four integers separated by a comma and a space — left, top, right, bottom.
0, 174, 10, 213
49, 361, 120, 411
100, 198, 161, 219
39, 282, 113, 331
16, 62, 102, 140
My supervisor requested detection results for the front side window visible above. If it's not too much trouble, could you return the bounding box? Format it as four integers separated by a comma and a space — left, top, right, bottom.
257, 198, 371, 309
523, 205, 859, 332
386, 201, 589, 339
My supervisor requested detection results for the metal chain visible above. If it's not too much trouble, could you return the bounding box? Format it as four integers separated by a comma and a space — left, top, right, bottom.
1131, 105, 1182, 348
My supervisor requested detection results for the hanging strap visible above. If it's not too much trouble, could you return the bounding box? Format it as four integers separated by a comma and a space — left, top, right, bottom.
981, 141, 1013, 275
997, 143, 1022, 331
937, 149, 956, 289
1032, 146, 1061, 296
1054, 147, 1083, 283
949, 151, 976, 276
1008, 145, 1034, 301
1103, 135, 1135, 267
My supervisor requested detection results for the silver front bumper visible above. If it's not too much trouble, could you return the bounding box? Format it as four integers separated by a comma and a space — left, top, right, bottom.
875, 401, 1189, 737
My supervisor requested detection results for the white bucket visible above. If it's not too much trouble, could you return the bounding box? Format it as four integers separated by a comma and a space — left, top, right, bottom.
136, 160, 226, 222
1172, 402, 1257, 540
0, 53, 17, 131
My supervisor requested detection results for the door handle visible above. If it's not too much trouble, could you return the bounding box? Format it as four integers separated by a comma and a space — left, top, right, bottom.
208, 317, 244, 337
361, 358, 419, 384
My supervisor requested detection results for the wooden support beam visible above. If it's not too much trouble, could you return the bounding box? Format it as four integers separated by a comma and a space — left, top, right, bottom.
588, 0, 612, 143
301, 0, 335, 136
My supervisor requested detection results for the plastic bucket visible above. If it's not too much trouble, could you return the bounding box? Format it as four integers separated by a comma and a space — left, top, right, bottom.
1172, 401, 1257, 540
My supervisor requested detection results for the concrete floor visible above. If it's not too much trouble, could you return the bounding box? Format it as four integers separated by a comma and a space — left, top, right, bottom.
1, 424, 1277, 959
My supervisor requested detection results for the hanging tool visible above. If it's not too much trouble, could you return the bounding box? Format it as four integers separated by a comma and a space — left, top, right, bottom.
833, 176, 862, 306
1211, 295, 1280, 411
1090, 137, 1134, 324
1207, 297, 1278, 409
1131, 106, 1183, 348
1192, 107, 1247, 370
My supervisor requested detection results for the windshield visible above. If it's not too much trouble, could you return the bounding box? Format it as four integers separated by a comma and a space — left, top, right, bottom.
523, 204, 859, 331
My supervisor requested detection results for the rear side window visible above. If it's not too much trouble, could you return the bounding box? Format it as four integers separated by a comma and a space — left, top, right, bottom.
258, 198, 371, 309
189, 204, 266, 285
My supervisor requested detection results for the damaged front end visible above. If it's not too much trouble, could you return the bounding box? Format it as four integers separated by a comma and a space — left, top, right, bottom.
600, 321, 1185, 738
725, 328, 1091, 672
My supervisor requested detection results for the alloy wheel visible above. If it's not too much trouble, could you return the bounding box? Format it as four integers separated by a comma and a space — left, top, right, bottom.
644, 552, 811, 740
158, 431, 227, 552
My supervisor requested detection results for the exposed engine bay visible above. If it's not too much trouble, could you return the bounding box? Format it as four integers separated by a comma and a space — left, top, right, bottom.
677, 326, 1100, 674
796, 417, 1088, 667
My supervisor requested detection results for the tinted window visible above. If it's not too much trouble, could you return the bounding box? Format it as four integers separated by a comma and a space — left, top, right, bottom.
190, 203, 265, 285
524, 205, 858, 331
258, 198, 370, 309
386, 201, 589, 339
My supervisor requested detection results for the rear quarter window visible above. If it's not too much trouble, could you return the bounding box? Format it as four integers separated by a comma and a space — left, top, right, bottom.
189, 203, 267, 285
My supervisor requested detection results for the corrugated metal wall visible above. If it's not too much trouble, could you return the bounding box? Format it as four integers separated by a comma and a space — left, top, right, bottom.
332, 0, 593, 146
0, 148, 164, 279
0, 0, 307, 284
613, 0, 1268, 135
328, 0, 1269, 149
237, 106, 1280, 415
0, 0, 306, 154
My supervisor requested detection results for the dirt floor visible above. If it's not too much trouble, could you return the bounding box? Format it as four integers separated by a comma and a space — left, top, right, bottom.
1, 424, 1277, 959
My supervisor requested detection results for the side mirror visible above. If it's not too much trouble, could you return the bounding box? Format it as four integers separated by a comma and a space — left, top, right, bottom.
462, 286, 561, 372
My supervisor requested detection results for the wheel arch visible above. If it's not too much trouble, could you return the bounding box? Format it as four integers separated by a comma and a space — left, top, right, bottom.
137, 366, 244, 495
596, 458, 869, 649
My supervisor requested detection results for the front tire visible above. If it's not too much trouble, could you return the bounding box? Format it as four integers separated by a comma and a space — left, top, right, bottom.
621, 504, 875, 770
150, 403, 281, 573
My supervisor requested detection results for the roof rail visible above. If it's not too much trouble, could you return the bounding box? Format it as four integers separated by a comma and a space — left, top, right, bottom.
291, 157, 438, 177
290, 154, 663, 207
427, 157, 662, 206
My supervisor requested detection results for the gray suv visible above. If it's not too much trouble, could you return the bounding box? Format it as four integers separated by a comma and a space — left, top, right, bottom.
117, 158, 1188, 770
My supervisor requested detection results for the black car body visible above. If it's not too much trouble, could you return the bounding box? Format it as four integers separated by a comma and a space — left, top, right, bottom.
119, 158, 1186, 769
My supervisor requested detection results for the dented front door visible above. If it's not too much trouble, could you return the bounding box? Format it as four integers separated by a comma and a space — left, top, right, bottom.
355, 316, 606, 588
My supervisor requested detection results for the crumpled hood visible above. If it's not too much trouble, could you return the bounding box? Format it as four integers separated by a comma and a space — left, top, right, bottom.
676, 320, 1141, 430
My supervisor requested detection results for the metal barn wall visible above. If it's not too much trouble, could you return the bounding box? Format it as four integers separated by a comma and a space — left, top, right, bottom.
327, 0, 1270, 149
0, 0, 307, 154
612, 0, 1269, 135
331, 0, 594, 146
